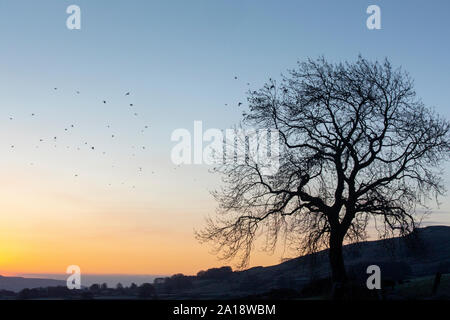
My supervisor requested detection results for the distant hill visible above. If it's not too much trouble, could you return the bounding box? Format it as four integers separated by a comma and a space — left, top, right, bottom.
0, 275, 66, 292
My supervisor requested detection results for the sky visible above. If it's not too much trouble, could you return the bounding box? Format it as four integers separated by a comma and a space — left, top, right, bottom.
0, 0, 450, 279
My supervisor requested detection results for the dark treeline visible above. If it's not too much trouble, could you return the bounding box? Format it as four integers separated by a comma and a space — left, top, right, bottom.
0, 266, 233, 299
0, 282, 157, 300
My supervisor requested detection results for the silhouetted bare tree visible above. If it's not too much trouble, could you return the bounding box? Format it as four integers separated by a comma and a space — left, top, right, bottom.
196, 56, 450, 284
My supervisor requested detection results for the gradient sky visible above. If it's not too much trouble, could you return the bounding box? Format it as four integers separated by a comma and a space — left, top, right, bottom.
1, 0, 450, 277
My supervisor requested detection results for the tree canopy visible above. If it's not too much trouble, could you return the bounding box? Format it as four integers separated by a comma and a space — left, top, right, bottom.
197, 56, 450, 281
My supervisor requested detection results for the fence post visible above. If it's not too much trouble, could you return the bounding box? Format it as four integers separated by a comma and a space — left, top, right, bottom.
432, 272, 442, 296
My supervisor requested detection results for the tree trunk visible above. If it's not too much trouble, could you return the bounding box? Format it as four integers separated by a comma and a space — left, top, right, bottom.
329, 232, 347, 283
329, 231, 348, 299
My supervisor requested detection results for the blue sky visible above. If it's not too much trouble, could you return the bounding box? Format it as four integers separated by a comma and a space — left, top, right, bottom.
0, 0, 449, 275
2, 0, 450, 139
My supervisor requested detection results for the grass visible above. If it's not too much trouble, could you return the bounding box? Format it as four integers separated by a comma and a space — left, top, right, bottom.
394, 273, 450, 299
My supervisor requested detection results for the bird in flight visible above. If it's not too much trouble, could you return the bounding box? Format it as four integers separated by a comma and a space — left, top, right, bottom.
238, 102, 242, 106
125, 92, 130, 96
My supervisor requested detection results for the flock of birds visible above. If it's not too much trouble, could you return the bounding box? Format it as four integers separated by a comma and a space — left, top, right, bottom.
5, 88, 156, 189
4, 76, 249, 189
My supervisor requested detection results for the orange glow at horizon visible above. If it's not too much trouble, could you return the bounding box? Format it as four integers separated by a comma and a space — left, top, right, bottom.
0, 165, 285, 276
1, 161, 448, 277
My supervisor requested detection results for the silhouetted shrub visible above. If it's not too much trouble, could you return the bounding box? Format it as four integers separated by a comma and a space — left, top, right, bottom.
47, 286, 72, 298
89, 283, 100, 293
163, 274, 193, 293
138, 283, 156, 299
0, 289, 16, 299
196, 266, 233, 280
18, 288, 42, 299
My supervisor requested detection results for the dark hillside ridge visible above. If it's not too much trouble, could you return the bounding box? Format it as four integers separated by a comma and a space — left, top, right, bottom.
156, 226, 450, 298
